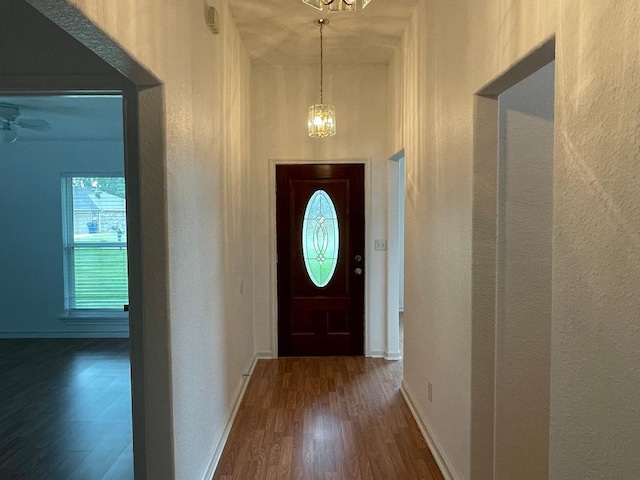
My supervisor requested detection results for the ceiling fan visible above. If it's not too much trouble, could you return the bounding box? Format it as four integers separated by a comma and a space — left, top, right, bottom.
0, 103, 51, 144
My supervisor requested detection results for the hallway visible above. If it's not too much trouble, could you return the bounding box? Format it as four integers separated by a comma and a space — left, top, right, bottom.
214, 357, 442, 480
5, 1, 639, 478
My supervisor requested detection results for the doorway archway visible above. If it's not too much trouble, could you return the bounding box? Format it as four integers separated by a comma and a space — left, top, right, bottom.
1, 2, 171, 478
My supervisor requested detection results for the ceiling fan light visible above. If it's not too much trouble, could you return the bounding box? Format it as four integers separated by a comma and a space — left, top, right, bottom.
0, 125, 17, 144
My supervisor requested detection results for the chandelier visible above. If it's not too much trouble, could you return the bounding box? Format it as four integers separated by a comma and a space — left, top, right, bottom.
308, 19, 336, 138
302, 0, 374, 12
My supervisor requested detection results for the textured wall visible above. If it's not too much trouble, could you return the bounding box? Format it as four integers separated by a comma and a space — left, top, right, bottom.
0, 140, 125, 337
551, 2, 640, 478
391, 0, 640, 479
496, 62, 554, 479
0, 1, 116, 76
63, 1, 254, 479
251, 63, 389, 358
389, 2, 473, 477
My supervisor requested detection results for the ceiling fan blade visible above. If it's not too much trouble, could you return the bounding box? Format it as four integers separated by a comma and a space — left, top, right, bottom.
17, 119, 51, 132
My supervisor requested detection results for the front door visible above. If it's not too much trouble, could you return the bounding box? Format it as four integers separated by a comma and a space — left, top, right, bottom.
276, 164, 365, 356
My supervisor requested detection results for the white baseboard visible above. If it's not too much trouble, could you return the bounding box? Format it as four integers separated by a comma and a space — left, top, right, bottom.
368, 350, 402, 360
0, 331, 129, 339
385, 351, 403, 361
400, 381, 461, 480
252, 351, 275, 362
200, 352, 270, 480
367, 350, 386, 358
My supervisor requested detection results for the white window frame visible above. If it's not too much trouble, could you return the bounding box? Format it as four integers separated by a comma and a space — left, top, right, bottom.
61, 174, 129, 319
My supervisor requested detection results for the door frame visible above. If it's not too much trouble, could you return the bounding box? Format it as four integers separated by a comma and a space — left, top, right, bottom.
0, 83, 166, 479
471, 37, 555, 478
269, 158, 372, 357
1, 2, 173, 478
386, 149, 405, 361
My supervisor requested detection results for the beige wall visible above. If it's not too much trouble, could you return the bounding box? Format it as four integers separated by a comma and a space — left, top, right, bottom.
391, 0, 640, 479
496, 62, 554, 480
551, 2, 640, 478
62, 1, 255, 479
251, 63, 389, 358
389, 2, 474, 477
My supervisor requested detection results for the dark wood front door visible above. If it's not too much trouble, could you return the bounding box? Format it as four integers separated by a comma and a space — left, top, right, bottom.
276, 164, 365, 357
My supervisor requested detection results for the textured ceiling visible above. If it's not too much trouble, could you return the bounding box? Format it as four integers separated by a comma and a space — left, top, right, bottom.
0, 2, 420, 143
226, 0, 419, 65
0, 95, 123, 142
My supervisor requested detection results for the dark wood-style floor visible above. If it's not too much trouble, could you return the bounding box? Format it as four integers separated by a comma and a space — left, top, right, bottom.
214, 357, 443, 480
0, 338, 133, 480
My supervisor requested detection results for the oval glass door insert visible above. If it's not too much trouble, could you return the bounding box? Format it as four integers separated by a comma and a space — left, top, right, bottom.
302, 189, 339, 287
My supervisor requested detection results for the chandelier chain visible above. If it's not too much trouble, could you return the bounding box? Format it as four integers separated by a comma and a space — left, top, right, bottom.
308, 18, 335, 138
320, 21, 324, 104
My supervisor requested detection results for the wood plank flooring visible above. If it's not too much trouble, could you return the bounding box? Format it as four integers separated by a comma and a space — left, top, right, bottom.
0, 338, 133, 480
214, 357, 443, 480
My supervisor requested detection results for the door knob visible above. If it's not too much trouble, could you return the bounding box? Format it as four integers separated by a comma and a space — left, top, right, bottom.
355, 255, 362, 262
354, 267, 363, 275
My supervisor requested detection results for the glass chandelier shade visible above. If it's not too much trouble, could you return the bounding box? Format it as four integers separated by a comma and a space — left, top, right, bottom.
302, 0, 374, 12
308, 104, 336, 137
308, 19, 336, 138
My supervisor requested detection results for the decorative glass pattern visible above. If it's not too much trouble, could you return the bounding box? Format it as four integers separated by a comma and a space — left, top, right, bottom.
302, 190, 339, 287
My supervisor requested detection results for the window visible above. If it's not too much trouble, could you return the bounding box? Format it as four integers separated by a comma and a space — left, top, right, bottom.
302, 189, 339, 287
62, 175, 128, 312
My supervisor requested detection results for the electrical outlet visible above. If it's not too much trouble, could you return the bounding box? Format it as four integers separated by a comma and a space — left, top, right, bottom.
374, 239, 387, 251
428, 381, 433, 402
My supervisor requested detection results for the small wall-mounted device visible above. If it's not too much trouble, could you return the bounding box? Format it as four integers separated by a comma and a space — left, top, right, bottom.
374, 239, 387, 251
205, 2, 220, 34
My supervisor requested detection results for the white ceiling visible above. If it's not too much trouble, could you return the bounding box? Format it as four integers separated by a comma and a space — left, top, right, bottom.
0, 95, 123, 142
226, 0, 419, 65
0, 1, 418, 142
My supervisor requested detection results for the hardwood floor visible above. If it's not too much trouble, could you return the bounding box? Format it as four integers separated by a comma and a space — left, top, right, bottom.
214, 357, 443, 480
0, 338, 133, 480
